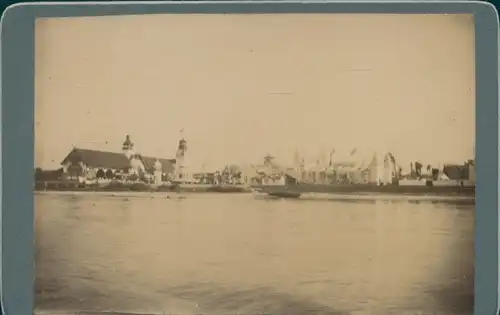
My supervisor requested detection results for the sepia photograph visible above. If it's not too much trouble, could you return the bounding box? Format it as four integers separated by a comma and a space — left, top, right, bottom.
34, 13, 475, 315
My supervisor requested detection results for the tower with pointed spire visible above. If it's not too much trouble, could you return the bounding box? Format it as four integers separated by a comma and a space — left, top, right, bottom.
122, 134, 134, 159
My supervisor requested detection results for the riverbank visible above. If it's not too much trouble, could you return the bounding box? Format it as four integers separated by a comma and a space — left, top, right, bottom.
34, 180, 475, 199
34, 189, 474, 207
34, 181, 251, 193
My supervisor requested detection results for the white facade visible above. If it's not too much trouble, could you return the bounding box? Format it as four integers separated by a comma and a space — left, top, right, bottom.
253, 150, 399, 186
154, 159, 163, 184
129, 156, 146, 175
468, 163, 476, 183
309, 149, 397, 185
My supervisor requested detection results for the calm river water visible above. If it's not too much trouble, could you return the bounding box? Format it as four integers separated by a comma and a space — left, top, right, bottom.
35, 192, 474, 315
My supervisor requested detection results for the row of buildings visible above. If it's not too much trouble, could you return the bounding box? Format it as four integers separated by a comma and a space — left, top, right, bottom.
52, 134, 475, 187
251, 150, 475, 187
249, 151, 396, 186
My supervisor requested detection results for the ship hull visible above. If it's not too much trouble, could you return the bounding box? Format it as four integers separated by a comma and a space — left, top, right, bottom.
251, 183, 475, 197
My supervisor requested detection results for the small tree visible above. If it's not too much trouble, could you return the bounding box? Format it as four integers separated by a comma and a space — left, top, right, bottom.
105, 169, 114, 179
414, 162, 423, 177
96, 169, 105, 179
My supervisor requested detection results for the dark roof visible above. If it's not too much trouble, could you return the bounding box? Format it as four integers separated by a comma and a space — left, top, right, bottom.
61, 148, 130, 170
137, 155, 176, 174
61, 148, 175, 173
442, 164, 468, 180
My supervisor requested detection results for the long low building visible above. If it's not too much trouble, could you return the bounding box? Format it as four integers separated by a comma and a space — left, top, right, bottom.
60, 135, 175, 181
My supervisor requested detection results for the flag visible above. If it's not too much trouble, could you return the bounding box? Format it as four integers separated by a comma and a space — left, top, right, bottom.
329, 148, 335, 166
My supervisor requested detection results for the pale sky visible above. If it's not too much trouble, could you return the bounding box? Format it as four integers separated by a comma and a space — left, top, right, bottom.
35, 14, 475, 171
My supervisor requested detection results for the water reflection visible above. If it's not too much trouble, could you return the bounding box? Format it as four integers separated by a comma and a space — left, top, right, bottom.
35, 192, 474, 315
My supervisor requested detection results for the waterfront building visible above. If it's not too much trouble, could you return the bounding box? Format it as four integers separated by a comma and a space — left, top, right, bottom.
247, 150, 396, 186
249, 150, 475, 188
430, 159, 476, 187
60, 134, 175, 181
172, 130, 193, 183
293, 149, 398, 185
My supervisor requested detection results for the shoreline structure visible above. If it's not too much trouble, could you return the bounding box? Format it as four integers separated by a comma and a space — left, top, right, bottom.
34, 181, 475, 198
36, 133, 475, 198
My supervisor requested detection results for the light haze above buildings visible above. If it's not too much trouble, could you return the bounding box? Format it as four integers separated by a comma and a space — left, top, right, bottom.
35, 14, 475, 172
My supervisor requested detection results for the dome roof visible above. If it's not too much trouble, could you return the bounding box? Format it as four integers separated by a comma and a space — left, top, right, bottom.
122, 135, 134, 149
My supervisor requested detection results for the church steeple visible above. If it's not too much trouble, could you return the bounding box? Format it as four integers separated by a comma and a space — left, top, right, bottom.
122, 134, 134, 159
177, 138, 187, 155
122, 134, 134, 150
177, 129, 187, 155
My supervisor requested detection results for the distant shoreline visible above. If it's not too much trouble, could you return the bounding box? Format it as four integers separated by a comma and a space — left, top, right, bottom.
34, 181, 251, 193
33, 181, 475, 200
33, 190, 474, 205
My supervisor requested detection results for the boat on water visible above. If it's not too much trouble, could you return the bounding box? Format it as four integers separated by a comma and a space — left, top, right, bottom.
164, 183, 250, 193
266, 190, 302, 198
251, 182, 475, 198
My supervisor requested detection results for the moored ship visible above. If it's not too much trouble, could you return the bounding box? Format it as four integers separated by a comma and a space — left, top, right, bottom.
251, 182, 475, 198
248, 150, 475, 198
